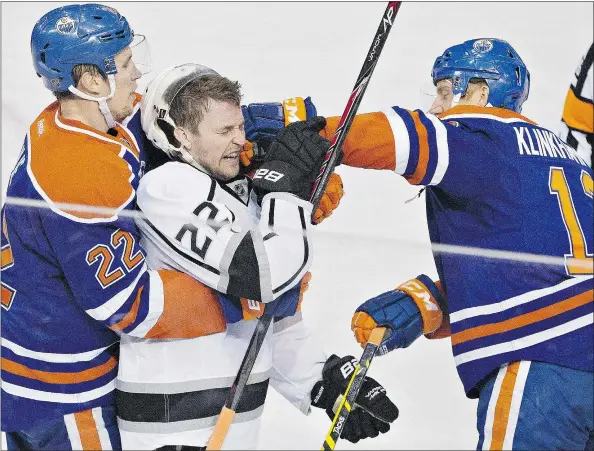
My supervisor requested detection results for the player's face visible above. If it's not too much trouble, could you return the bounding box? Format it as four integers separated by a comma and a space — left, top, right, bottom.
106, 47, 142, 122
428, 79, 454, 114
187, 101, 246, 181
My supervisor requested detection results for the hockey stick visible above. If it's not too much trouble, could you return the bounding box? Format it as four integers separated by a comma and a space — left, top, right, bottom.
208, 4, 400, 448
309, 1, 402, 216
206, 315, 273, 450
321, 327, 387, 450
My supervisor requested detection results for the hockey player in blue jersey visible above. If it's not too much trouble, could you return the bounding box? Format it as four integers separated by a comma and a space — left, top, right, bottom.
0, 5, 230, 449
243, 38, 593, 450
0, 4, 343, 450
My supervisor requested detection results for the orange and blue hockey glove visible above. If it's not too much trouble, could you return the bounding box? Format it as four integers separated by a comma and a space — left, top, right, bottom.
217, 272, 312, 322
240, 96, 317, 174
351, 275, 446, 355
241, 97, 343, 224
242, 96, 317, 151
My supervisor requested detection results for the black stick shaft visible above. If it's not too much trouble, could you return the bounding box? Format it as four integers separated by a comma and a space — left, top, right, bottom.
225, 315, 273, 410
310, 1, 402, 216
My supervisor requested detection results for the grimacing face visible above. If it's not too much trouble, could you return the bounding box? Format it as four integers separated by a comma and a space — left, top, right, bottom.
106, 47, 142, 122
185, 100, 246, 181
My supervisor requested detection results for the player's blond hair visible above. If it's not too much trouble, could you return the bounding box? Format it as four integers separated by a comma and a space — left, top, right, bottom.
169, 75, 243, 135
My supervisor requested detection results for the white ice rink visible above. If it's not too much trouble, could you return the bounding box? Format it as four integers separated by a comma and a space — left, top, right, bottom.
2, 2, 593, 449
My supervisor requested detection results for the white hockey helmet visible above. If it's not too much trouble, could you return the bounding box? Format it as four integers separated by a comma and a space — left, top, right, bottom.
141, 63, 219, 166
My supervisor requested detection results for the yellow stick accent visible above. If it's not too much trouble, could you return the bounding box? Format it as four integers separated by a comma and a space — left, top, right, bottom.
320, 327, 387, 450
323, 435, 336, 450
206, 407, 236, 450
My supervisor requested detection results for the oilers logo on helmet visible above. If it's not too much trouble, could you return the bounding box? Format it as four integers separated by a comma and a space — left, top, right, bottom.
431, 38, 530, 112
472, 39, 493, 54
31, 4, 134, 92
55, 16, 76, 35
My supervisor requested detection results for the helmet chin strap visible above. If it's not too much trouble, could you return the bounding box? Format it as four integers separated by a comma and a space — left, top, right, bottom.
68, 75, 117, 129
174, 146, 209, 174
450, 93, 462, 109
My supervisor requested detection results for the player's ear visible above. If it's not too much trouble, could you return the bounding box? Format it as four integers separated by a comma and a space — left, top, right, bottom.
479, 84, 490, 107
78, 70, 106, 97
174, 127, 191, 149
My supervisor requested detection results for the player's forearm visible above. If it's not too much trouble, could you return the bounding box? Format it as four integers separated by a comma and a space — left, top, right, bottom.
142, 269, 227, 339
253, 193, 314, 302
321, 112, 397, 170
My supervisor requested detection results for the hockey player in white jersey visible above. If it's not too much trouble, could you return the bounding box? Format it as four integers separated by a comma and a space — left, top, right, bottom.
116, 64, 398, 450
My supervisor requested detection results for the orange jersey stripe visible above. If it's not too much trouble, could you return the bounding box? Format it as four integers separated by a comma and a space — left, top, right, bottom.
74, 409, 102, 450
145, 270, 227, 339
562, 88, 594, 134
1, 356, 117, 384
490, 362, 520, 450
440, 105, 537, 125
405, 111, 431, 185
322, 112, 396, 170
451, 290, 594, 345
109, 286, 144, 332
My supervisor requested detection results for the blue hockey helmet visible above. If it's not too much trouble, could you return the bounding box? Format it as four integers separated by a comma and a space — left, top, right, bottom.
31, 4, 133, 92
431, 38, 530, 112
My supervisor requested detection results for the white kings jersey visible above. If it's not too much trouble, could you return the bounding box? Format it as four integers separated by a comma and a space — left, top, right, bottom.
117, 161, 326, 449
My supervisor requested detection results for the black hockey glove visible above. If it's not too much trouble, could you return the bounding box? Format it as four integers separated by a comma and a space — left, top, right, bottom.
310, 354, 398, 443
251, 116, 331, 202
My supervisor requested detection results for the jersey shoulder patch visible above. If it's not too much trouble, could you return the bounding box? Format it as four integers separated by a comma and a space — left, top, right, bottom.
27, 103, 136, 221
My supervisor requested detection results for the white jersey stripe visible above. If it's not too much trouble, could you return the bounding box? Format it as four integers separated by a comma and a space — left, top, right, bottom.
425, 113, 450, 185
454, 314, 592, 365
118, 405, 265, 434
117, 370, 270, 394
1, 378, 115, 403
64, 413, 84, 450
481, 363, 507, 450
450, 276, 590, 323
86, 263, 147, 321
502, 361, 531, 449
441, 112, 533, 125
127, 270, 165, 338
93, 407, 113, 450
383, 108, 410, 175
1, 339, 115, 363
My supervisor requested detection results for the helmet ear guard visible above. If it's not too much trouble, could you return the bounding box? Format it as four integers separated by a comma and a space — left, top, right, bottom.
140, 63, 219, 169
431, 38, 530, 112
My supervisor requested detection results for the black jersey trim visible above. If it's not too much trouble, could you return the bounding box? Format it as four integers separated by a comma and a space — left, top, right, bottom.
116, 379, 269, 423
272, 206, 309, 294
142, 218, 220, 275
575, 43, 594, 95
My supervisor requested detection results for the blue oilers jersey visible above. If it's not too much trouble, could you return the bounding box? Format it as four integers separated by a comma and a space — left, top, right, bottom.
1, 98, 225, 432
334, 105, 593, 396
